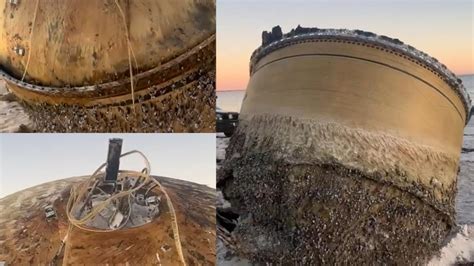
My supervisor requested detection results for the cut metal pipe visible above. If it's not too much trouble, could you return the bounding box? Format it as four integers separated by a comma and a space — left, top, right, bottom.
105, 138, 123, 183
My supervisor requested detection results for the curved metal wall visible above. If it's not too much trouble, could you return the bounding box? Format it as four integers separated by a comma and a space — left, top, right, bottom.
0, 0, 215, 87
242, 40, 467, 154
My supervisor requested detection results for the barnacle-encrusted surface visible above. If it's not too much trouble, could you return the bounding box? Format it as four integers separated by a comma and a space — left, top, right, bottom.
21, 68, 215, 132
218, 115, 459, 264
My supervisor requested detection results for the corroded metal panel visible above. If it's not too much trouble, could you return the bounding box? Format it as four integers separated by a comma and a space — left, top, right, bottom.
0, 0, 216, 132
0, 0, 215, 87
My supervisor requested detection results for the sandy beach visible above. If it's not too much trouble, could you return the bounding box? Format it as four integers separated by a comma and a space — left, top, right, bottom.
0, 81, 33, 133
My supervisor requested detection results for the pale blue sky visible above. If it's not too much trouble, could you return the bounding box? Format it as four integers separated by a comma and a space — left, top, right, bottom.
0, 134, 216, 198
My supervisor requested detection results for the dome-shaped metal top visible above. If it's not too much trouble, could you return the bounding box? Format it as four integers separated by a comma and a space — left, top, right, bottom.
0, 0, 215, 87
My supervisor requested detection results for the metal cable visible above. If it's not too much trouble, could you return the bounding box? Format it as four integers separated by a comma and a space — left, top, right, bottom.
65, 150, 186, 265
21, 0, 40, 81
113, 0, 138, 112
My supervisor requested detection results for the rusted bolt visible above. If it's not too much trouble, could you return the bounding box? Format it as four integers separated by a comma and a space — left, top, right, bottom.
13, 46, 25, 56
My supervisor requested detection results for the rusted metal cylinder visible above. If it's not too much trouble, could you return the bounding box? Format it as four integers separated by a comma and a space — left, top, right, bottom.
219, 26, 471, 264
0, 0, 216, 132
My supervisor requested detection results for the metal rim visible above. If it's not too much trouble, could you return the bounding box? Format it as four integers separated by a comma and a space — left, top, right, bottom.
249, 30, 471, 119
0, 34, 215, 98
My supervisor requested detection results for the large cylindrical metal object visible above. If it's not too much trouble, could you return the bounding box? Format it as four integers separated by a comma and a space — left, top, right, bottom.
219, 27, 471, 264
0, 0, 216, 132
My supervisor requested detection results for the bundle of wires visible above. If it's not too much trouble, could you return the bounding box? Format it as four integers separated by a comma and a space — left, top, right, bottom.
64, 150, 186, 265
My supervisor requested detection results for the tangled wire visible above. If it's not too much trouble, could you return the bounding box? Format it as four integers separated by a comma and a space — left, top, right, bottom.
62, 150, 186, 265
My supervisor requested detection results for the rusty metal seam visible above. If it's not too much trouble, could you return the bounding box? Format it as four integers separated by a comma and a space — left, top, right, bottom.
0, 34, 216, 94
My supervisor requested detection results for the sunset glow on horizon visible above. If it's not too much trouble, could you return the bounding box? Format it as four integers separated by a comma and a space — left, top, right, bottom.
217, 0, 473, 91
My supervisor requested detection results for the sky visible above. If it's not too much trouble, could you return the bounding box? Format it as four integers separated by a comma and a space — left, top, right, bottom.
0, 134, 216, 198
217, 0, 474, 91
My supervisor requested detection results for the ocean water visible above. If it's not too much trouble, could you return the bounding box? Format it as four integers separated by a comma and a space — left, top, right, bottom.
217, 74, 474, 225
217, 90, 246, 112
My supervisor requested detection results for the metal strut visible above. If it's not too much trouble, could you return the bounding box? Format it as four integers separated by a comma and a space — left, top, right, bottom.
105, 138, 123, 183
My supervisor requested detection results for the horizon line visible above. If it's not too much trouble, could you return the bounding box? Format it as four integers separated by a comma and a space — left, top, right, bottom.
217, 89, 246, 92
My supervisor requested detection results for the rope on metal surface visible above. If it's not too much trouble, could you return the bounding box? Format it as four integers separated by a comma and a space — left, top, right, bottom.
113, 0, 138, 112
21, 0, 40, 81
64, 150, 186, 265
